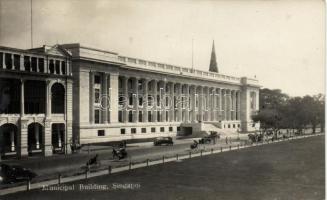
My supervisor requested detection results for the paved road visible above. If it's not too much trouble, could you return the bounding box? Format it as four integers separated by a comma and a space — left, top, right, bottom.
3, 135, 324, 200
0, 137, 243, 188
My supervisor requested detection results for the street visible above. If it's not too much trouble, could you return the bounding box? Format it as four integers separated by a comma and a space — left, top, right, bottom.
2, 135, 324, 200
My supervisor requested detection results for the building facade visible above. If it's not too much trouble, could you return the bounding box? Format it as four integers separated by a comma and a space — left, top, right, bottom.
0, 45, 73, 159
0, 43, 260, 158
62, 43, 260, 145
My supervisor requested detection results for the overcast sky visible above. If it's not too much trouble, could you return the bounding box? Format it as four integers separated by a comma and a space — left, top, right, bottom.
0, 0, 325, 97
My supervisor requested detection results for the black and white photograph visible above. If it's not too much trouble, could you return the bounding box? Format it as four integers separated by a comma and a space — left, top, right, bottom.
0, 0, 325, 199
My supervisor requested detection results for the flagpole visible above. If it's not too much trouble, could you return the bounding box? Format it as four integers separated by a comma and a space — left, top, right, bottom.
192, 38, 194, 70
31, 0, 33, 48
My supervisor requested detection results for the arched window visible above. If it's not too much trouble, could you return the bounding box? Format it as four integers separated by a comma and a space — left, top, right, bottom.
51, 83, 65, 113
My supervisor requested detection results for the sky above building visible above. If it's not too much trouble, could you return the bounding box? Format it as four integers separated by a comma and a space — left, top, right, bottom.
0, 0, 325, 97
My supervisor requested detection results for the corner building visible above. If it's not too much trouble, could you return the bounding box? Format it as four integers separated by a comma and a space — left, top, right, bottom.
61, 43, 260, 144
0, 45, 73, 159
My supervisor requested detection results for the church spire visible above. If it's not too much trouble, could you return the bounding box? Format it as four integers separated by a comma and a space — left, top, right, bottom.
209, 40, 218, 73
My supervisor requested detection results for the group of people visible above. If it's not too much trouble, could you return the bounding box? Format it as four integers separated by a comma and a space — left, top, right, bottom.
225, 136, 232, 144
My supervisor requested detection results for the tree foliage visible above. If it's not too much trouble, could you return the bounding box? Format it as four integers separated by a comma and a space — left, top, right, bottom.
252, 88, 325, 134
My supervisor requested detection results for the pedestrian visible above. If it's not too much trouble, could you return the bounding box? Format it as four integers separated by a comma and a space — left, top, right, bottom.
225, 136, 228, 144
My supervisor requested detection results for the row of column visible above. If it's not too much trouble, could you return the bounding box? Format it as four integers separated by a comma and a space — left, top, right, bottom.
16, 78, 71, 157
118, 76, 241, 123
90, 72, 112, 124
0, 52, 69, 75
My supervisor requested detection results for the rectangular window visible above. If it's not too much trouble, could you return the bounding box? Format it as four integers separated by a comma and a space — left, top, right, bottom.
120, 129, 126, 134
139, 111, 143, 122
160, 127, 164, 132
148, 111, 152, 122
118, 111, 123, 122
169, 127, 173, 132
148, 96, 153, 106
98, 130, 105, 136
151, 127, 156, 133
95, 89, 100, 103
94, 109, 100, 124
131, 128, 136, 134
94, 75, 101, 84
141, 128, 146, 133
138, 80, 143, 91
177, 127, 181, 131
139, 97, 143, 106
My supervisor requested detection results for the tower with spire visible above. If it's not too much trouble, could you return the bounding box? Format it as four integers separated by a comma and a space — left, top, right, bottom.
209, 40, 218, 73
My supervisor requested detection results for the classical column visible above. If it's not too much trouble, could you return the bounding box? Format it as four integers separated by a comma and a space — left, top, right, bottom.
221, 89, 225, 121
29, 57, 32, 71
123, 77, 128, 123
58, 60, 62, 75
191, 85, 196, 122
57, 127, 62, 148
19, 55, 24, 71
237, 91, 241, 120
65, 80, 73, 154
161, 81, 167, 122
102, 73, 108, 123
20, 79, 25, 117
44, 57, 48, 73
206, 87, 211, 121
36, 57, 39, 72
143, 79, 149, 122
35, 125, 40, 149
89, 72, 95, 124
2, 53, 5, 69
226, 90, 231, 121
43, 121, 52, 156
178, 84, 183, 122
199, 86, 204, 122
18, 120, 29, 158
46, 80, 51, 117
10, 130, 15, 152
109, 73, 119, 123
133, 78, 139, 122
212, 88, 217, 121
233, 90, 237, 120
9, 54, 13, 69
170, 82, 175, 122
229, 90, 234, 120
185, 84, 190, 122
230, 90, 233, 120
153, 80, 158, 122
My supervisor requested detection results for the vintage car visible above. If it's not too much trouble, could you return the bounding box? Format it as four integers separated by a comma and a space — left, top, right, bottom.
153, 137, 174, 146
0, 164, 37, 184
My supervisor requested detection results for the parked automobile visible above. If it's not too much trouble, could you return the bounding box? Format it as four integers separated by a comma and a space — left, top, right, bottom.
0, 164, 37, 184
112, 147, 128, 160
153, 137, 174, 146
198, 136, 212, 144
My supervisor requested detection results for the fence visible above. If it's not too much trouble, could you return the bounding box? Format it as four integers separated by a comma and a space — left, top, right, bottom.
0, 132, 324, 196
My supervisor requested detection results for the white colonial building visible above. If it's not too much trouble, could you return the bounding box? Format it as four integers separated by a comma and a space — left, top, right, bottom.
0, 42, 260, 159
61, 43, 260, 145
